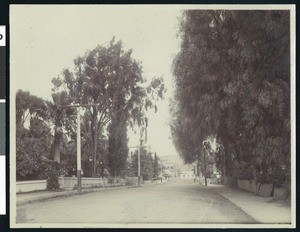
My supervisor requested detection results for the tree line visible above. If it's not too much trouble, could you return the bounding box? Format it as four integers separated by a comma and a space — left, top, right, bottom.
16, 37, 165, 183
171, 10, 290, 188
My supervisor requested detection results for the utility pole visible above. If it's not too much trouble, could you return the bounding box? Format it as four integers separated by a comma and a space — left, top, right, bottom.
204, 148, 207, 186
138, 139, 142, 186
60, 103, 100, 194
129, 145, 141, 187
129, 143, 150, 187
76, 108, 82, 194
203, 141, 210, 186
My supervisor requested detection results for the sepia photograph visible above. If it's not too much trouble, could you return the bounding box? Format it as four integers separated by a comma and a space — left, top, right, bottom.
10, 4, 295, 228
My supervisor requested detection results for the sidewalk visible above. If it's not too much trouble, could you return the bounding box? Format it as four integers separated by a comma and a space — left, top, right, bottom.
211, 185, 292, 224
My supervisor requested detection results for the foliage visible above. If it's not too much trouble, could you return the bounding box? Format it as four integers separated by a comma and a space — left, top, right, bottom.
45, 163, 60, 190
171, 10, 290, 182
237, 170, 254, 181
125, 177, 136, 186
107, 114, 129, 177
16, 93, 51, 180
153, 152, 160, 177
45, 92, 76, 163
16, 135, 48, 180
16, 90, 48, 127
16, 90, 74, 181
129, 149, 155, 181
58, 141, 77, 177
52, 37, 165, 177
107, 176, 114, 185
81, 112, 108, 177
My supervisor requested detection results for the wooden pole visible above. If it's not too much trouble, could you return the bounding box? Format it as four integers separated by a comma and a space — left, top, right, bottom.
138, 139, 142, 186
204, 147, 207, 186
77, 108, 82, 194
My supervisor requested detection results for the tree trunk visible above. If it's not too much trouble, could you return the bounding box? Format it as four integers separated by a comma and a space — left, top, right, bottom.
90, 107, 97, 177
53, 143, 60, 163
218, 117, 231, 177
223, 134, 230, 177
93, 132, 98, 177
53, 129, 61, 163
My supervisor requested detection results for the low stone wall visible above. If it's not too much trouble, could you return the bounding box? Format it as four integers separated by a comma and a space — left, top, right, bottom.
16, 176, 141, 193
59, 176, 140, 190
237, 179, 274, 197
224, 176, 237, 187
16, 180, 47, 193
237, 179, 258, 194
58, 177, 107, 190
257, 183, 274, 197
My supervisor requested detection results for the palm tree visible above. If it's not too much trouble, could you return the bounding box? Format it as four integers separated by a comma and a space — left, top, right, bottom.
46, 91, 76, 163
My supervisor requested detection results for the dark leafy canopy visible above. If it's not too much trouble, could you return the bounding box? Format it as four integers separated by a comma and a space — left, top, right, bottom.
52, 37, 165, 177
45, 92, 76, 163
16, 90, 48, 127
16, 91, 52, 180
107, 105, 129, 177
153, 152, 160, 177
129, 149, 155, 181
171, 10, 290, 182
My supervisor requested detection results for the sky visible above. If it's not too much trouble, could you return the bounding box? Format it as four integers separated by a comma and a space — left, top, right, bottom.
10, 5, 183, 158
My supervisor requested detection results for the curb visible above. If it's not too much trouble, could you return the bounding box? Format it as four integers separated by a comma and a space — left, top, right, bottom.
212, 187, 258, 223
17, 191, 78, 206
17, 185, 140, 206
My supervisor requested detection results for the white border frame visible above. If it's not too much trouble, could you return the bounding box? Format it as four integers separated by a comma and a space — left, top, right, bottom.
9, 4, 296, 229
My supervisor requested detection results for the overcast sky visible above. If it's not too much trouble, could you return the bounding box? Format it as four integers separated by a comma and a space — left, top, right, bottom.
10, 5, 183, 158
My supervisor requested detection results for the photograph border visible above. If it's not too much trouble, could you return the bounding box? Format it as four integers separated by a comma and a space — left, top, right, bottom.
9, 3, 296, 229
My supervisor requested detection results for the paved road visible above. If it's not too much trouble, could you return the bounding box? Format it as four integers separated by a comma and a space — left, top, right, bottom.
16, 179, 256, 224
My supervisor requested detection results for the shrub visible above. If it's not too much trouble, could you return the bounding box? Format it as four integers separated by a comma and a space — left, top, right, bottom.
125, 177, 135, 186
45, 163, 60, 190
238, 170, 254, 180
270, 168, 286, 187
107, 176, 114, 185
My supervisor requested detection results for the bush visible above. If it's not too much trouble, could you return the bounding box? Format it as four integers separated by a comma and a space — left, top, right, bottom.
125, 177, 135, 186
45, 163, 60, 190
238, 170, 254, 180
270, 168, 286, 187
256, 172, 272, 184
107, 176, 114, 185
283, 174, 291, 202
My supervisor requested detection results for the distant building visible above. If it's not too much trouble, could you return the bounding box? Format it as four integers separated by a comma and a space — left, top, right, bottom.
159, 155, 182, 178
179, 171, 195, 178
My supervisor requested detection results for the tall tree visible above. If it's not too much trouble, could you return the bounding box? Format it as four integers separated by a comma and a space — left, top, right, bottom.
45, 91, 76, 163
130, 149, 154, 181
171, 10, 290, 182
52, 37, 165, 177
107, 102, 129, 177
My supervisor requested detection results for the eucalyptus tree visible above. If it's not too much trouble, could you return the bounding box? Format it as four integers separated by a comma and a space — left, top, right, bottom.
171, 10, 290, 181
52, 37, 165, 177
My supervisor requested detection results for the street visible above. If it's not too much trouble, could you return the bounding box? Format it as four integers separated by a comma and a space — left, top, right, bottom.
16, 179, 257, 224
